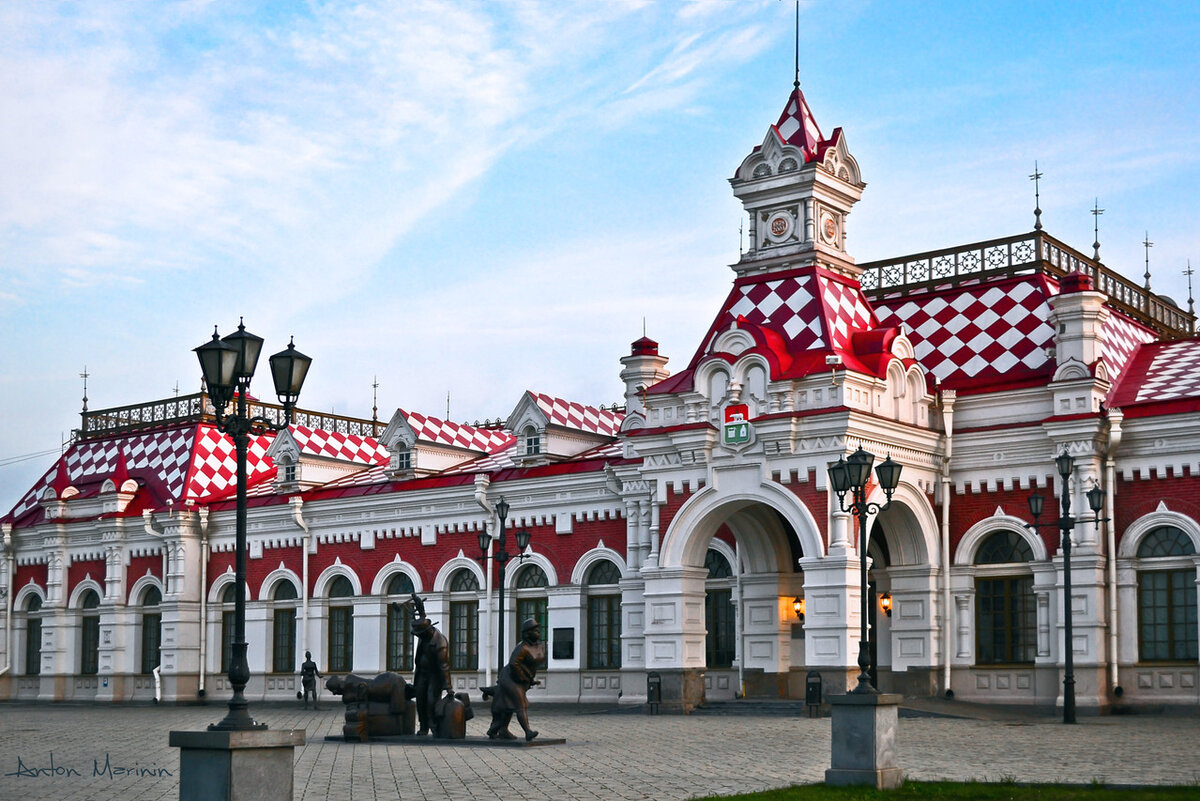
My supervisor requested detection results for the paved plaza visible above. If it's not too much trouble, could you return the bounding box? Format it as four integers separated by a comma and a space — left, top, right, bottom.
0, 700, 1198, 801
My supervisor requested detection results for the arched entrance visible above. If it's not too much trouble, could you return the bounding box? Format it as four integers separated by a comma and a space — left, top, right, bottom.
643, 473, 823, 711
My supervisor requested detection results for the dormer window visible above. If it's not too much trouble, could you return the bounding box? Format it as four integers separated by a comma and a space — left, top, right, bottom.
524, 427, 541, 456
283, 463, 297, 483
395, 449, 412, 471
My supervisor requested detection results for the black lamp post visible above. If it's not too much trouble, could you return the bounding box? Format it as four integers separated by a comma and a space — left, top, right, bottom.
476, 496, 531, 674
195, 320, 311, 731
1026, 451, 1107, 725
828, 446, 902, 694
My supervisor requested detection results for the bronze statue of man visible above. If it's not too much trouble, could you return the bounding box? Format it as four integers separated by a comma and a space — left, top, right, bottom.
483, 617, 544, 741
407, 594, 453, 736
300, 650, 322, 709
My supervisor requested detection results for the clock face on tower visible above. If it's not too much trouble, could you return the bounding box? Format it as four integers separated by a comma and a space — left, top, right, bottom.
821, 213, 838, 245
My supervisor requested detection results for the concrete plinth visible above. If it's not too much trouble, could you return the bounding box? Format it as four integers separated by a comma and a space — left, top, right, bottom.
825, 692, 903, 790
169, 728, 306, 801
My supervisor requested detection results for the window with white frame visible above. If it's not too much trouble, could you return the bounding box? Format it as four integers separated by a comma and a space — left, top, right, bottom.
141, 586, 162, 675
327, 576, 354, 673
272, 580, 299, 673
449, 569, 479, 671
79, 589, 101, 675
1136, 526, 1198, 663
585, 560, 622, 670
524, 426, 541, 456
220, 583, 236, 673
704, 549, 736, 668
386, 572, 415, 671
973, 530, 1036, 665
514, 564, 549, 669
25, 594, 43, 676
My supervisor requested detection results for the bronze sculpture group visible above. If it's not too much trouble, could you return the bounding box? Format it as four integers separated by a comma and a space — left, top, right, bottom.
323, 593, 541, 743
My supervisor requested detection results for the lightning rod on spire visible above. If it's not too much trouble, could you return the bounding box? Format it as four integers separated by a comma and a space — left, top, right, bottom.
1029, 162, 1043, 231
1143, 232, 1154, 292
1184, 260, 1195, 321
1091, 199, 1104, 261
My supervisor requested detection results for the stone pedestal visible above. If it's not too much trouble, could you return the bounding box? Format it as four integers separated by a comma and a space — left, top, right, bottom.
825, 692, 903, 790
169, 728, 305, 801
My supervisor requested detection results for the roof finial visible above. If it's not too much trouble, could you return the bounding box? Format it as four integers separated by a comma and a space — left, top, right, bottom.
372, 376, 379, 424
793, 0, 800, 89
446, 390, 451, 420
1184, 259, 1195, 319
173, 381, 180, 398
1029, 161, 1043, 231
80, 365, 89, 414
1143, 231, 1153, 292
1091, 199, 1104, 261
642, 316, 647, 337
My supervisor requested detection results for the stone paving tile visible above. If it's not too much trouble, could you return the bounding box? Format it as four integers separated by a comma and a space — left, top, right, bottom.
0, 703, 1197, 801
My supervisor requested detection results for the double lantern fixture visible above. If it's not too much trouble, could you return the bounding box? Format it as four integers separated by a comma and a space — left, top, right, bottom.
1025, 450, 1108, 725
827, 446, 902, 694
194, 320, 311, 732
476, 497, 532, 674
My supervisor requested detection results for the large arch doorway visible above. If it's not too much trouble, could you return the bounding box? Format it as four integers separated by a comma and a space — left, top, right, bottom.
645, 475, 823, 711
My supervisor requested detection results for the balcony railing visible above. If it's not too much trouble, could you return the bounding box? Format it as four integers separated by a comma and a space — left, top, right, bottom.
79, 392, 385, 440
858, 231, 1195, 339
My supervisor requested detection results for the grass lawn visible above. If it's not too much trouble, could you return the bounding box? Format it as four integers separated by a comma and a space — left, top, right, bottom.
692, 782, 1200, 800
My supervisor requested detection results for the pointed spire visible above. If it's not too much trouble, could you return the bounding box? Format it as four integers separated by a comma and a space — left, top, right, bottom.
1143, 231, 1154, 292
111, 447, 130, 488
793, 0, 800, 90
1091, 199, 1104, 261
1184, 260, 1195, 318
80, 365, 89, 414
372, 376, 380, 424
1029, 162, 1043, 231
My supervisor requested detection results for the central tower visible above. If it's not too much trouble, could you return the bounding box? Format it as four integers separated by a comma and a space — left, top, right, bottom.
731, 86, 865, 280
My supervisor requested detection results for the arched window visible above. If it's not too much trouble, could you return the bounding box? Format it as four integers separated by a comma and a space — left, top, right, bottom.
25, 594, 43, 676
973, 531, 1035, 665
585, 560, 621, 670
704, 549, 736, 668
219, 583, 236, 673
1136, 526, 1198, 662
327, 576, 354, 673
79, 589, 101, 675
386, 572, 416, 671
514, 564, 549, 669
141, 586, 162, 675
448, 569, 479, 671
272, 580, 299, 674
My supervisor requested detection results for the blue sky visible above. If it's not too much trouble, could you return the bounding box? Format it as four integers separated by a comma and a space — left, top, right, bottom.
3, 0, 1198, 512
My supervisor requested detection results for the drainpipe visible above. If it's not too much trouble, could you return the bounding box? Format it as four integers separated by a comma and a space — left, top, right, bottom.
735, 541, 744, 698
2, 523, 12, 677
197, 507, 210, 697
940, 390, 956, 697
1105, 409, 1124, 697
290, 497, 312, 660
474, 474, 495, 687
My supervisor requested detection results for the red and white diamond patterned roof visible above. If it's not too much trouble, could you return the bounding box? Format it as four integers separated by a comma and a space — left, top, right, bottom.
528, 392, 624, 437
1109, 337, 1200, 414
768, 87, 830, 163
875, 273, 1159, 394
652, 264, 883, 394
401, 410, 515, 453
5, 421, 389, 524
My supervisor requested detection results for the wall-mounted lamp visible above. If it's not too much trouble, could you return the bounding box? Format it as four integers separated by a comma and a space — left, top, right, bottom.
880, 592, 893, 618
793, 596, 806, 621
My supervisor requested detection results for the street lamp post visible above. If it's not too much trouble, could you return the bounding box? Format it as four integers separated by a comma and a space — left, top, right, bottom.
827, 446, 902, 694
477, 497, 531, 674
195, 320, 311, 731
1026, 451, 1107, 725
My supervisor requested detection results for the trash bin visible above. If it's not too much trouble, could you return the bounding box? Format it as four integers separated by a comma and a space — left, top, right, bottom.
646, 671, 662, 715
805, 671, 822, 717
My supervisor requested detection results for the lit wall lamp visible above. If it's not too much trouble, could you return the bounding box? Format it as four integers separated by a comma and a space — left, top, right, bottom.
793, 596, 806, 621
879, 592, 893, 618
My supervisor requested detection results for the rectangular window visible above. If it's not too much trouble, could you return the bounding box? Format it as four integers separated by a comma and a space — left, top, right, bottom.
328, 606, 353, 673
141, 613, 162, 674
587, 594, 621, 669
395, 451, 412, 471
1139, 570, 1199, 662
705, 588, 736, 668
81, 616, 100, 675
273, 608, 296, 673
450, 601, 478, 671
387, 602, 413, 671
26, 618, 41, 676
221, 610, 235, 673
517, 597, 549, 668
975, 577, 1035, 665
